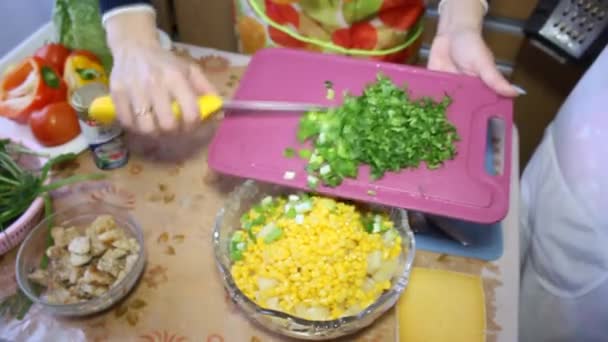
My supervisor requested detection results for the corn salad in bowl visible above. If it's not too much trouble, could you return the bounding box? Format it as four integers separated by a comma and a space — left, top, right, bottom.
213, 180, 415, 340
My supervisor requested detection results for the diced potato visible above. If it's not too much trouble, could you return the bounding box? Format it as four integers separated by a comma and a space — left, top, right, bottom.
361, 277, 376, 292
366, 250, 382, 274
257, 277, 277, 292
265, 297, 280, 311
307, 306, 330, 321
372, 258, 399, 283
295, 304, 309, 318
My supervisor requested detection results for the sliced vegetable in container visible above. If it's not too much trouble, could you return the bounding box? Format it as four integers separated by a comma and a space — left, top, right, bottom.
229, 194, 404, 321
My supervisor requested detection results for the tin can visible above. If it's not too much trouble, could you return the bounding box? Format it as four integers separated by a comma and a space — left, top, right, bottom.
70, 83, 129, 170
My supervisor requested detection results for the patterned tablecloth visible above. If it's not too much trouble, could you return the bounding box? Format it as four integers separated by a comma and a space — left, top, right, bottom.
0, 43, 520, 342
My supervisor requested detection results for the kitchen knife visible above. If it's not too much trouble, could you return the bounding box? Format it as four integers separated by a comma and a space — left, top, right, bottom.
88, 94, 327, 125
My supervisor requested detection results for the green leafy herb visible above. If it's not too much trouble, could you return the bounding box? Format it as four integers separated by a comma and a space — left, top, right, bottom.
298, 149, 312, 160
283, 147, 296, 158
296, 74, 459, 189
0, 141, 104, 231
41, 66, 60, 88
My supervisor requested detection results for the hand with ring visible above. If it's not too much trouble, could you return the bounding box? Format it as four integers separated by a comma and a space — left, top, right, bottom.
104, 9, 215, 135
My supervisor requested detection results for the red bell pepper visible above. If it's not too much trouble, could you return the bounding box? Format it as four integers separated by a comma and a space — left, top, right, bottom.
0, 56, 67, 124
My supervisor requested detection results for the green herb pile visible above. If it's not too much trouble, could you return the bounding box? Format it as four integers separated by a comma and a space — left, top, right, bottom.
0, 139, 103, 231
53, 0, 113, 71
293, 74, 459, 189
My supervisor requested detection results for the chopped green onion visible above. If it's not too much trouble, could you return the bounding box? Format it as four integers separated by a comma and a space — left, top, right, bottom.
307, 175, 319, 190
258, 223, 283, 243
229, 231, 248, 261
261, 196, 273, 207
319, 164, 331, 176
299, 149, 312, 160
283, 171, 296, 180
383, 229, 399, 245
251, 215, 266, 226
285, 207, 297, 219
295, 73, 459, 189
294, 200, 312, 213
283, 148, 296, 158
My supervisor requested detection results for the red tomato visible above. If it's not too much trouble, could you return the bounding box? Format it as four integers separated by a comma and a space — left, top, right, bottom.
34, 43, 71, 75
29, 102, 81, 147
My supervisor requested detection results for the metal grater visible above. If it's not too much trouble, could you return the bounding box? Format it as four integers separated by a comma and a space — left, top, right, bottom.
539, 0, 608, 59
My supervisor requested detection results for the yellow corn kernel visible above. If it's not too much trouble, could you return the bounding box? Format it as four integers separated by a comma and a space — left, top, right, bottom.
230, 196, 405, 320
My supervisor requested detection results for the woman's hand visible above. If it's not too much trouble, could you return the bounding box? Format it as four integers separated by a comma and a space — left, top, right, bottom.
427, 0, 520, 97
105, 10, 215, 135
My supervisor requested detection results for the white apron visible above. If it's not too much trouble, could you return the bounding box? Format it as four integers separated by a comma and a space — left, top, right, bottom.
520, 46, 608, 341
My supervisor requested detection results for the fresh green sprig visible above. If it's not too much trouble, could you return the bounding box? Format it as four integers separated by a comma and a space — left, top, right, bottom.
0, 141, 104, 231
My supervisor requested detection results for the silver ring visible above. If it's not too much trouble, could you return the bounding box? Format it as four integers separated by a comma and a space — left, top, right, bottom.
135, 105, 153, 117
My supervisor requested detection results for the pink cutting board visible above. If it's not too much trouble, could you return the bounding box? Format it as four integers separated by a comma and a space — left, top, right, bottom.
208, 48, 513, 224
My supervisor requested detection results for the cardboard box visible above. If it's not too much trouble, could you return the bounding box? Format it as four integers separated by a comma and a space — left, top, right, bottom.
421, 15, 524, 64
488, 0, 538, 21
173, 0, 238, 52
425, 0, 538, 20
151, 0, 175, 34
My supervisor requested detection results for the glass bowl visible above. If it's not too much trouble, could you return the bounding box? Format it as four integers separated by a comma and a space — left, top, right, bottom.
15, 202, 146, 316
213, 180, 416, 340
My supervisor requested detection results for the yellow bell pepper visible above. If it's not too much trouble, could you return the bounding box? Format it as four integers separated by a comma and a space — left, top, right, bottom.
63, 50, 108, 100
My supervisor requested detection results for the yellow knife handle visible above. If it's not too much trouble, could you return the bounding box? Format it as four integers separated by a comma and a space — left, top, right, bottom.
88, 94, 224, 125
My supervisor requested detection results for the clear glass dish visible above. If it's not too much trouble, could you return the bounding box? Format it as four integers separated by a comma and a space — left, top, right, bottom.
213, 180, 416, 340
15, 202, 146, 316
